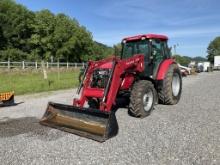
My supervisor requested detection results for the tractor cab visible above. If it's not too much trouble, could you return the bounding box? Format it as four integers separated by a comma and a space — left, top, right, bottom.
121, 34, 171, 77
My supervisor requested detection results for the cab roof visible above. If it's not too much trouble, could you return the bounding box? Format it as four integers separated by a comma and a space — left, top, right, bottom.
123, 34, 168, 42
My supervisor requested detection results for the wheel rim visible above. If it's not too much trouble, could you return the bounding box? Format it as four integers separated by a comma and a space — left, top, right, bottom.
172, 73, 180, 97
142, 90, 154, 112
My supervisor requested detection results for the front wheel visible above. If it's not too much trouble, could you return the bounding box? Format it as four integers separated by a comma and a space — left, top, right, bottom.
158, 64, 182, 105
129, 80, 156, 118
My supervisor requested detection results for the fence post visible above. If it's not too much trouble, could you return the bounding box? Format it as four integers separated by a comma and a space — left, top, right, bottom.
47, 62, 49, 69
75, 63, 77, 68
67, 62, 69, 69
57, 61, 59, 68
22, 61, 25, 69
35, 61, 38, 69
57, 60, 60, 80
83, 62, 84, 68
8, 60, 10, 69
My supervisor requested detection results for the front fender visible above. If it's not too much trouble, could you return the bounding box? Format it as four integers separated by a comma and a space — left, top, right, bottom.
156, 59, 176, 80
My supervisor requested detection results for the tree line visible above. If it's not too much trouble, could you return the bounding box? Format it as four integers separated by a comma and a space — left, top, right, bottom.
172, 55, 206, 66
174, 36, 220, 66
0, 0, 113, 62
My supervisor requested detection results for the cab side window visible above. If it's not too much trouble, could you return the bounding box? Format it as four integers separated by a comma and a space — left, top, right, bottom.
161, 41, 170, 58
152, 39, 161, 56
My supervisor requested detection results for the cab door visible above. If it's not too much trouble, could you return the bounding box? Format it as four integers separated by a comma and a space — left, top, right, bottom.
150, 39, 171, 77
150, 39, 162, 76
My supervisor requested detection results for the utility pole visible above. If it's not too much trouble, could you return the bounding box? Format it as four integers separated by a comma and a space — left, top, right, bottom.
173, 43, 179, 55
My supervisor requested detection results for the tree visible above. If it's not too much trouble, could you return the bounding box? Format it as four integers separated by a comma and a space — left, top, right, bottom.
29, 10, 56, 60
113, 43, 122, 57
53, 14, 78, 61
0, 0, 114, 62
0, 26, 6, 49
192, 56, 207, 62
0, 48, 28, 61
0, 0, 34, 48
89, 42, 114, 61
207, 36, 220, 63
71, 26, 94, 62
0, 0, 34, 60
173, 54, 191, 66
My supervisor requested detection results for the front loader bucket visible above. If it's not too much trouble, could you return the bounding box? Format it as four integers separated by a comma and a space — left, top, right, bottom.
40, 102, 118, 142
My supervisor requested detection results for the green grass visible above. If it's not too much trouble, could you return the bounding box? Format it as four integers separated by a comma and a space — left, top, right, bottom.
0, 69, 80, 95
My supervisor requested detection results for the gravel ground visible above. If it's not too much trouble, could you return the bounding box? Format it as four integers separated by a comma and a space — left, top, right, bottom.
0, 72, 220, 165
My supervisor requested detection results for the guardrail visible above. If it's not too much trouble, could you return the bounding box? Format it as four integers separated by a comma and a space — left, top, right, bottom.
0, 61, 85, 69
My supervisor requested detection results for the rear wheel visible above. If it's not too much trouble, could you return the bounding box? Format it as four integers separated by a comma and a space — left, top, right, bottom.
129, 80, 156, 118
158, 64, 182, 105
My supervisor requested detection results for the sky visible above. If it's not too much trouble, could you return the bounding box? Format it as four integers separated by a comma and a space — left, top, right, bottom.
16, 0, 220, 57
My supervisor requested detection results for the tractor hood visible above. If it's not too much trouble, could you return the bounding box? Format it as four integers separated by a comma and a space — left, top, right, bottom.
99, 61, 113, 69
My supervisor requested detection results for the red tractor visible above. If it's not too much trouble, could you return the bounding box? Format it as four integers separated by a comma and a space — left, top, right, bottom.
40, 34, 182, 142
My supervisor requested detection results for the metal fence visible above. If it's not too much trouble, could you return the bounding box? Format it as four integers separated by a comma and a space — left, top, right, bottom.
0, 61, 85, 69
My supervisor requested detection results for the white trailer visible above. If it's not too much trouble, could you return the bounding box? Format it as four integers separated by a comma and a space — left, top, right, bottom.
214, 56, 220, 69
203, 62, 210, 72
197, 62, 204, 72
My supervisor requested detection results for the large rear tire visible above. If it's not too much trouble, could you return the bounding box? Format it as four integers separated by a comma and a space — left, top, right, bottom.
129, 80, 156, 118
158, 64, 182, 105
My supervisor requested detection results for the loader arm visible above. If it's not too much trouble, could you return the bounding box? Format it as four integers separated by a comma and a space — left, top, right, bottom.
104, 54, 145, 111
74, 54, 145, 111
73, 57, 118, 108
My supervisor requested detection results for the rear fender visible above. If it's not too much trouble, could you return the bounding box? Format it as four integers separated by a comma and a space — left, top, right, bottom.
156, 59, 176, 80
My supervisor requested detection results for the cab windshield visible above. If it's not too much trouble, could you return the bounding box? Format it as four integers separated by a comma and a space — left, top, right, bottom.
121, 39, 149, 59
